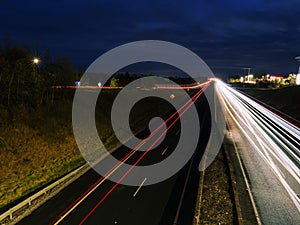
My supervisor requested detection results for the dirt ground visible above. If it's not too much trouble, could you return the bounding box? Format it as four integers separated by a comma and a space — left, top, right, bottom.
199, 148, 235, 225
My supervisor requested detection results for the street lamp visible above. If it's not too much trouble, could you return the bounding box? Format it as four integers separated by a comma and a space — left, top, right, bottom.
33, 57, 40, 64
32, 57, 40, 82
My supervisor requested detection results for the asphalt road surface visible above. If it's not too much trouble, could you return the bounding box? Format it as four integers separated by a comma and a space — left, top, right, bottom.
218, 81, 300, 225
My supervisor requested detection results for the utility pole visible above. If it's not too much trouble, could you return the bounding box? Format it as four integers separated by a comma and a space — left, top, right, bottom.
243, 67, 251, 75
295, 56, 300, 74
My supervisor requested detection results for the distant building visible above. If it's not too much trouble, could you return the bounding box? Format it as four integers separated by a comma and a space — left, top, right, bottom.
296, 74, 300, 85
297, 66, 300, 85
242, 74, 256, 84
269, 75, 284, 82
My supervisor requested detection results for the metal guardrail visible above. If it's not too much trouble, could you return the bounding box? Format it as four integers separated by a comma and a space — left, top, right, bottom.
0, 124, 147, 224
0, 163, 89, 222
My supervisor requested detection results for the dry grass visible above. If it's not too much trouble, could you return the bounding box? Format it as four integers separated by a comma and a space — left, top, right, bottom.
200, 150, 234, 224
0, 103, 83, 211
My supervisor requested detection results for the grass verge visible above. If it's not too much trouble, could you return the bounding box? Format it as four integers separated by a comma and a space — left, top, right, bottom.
0, 89, 174, 213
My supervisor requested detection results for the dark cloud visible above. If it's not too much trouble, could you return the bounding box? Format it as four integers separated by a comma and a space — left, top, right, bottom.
1, 0, 300, 76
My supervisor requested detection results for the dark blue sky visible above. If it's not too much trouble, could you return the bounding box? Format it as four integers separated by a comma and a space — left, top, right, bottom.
1, 0, 300, 77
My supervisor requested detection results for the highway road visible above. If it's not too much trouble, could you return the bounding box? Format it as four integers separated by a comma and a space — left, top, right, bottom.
216, 80, 300, 225
17, 83, 212, 225
17, 79, 300, 225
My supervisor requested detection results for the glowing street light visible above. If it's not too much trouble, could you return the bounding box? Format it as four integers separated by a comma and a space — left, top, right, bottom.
33, 58, 40, 64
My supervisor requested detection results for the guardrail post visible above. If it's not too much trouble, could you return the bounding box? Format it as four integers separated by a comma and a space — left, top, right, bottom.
9, 210, 13, 220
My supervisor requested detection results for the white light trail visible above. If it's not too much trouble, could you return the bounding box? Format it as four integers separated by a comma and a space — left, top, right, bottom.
216, 80, 300, 212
